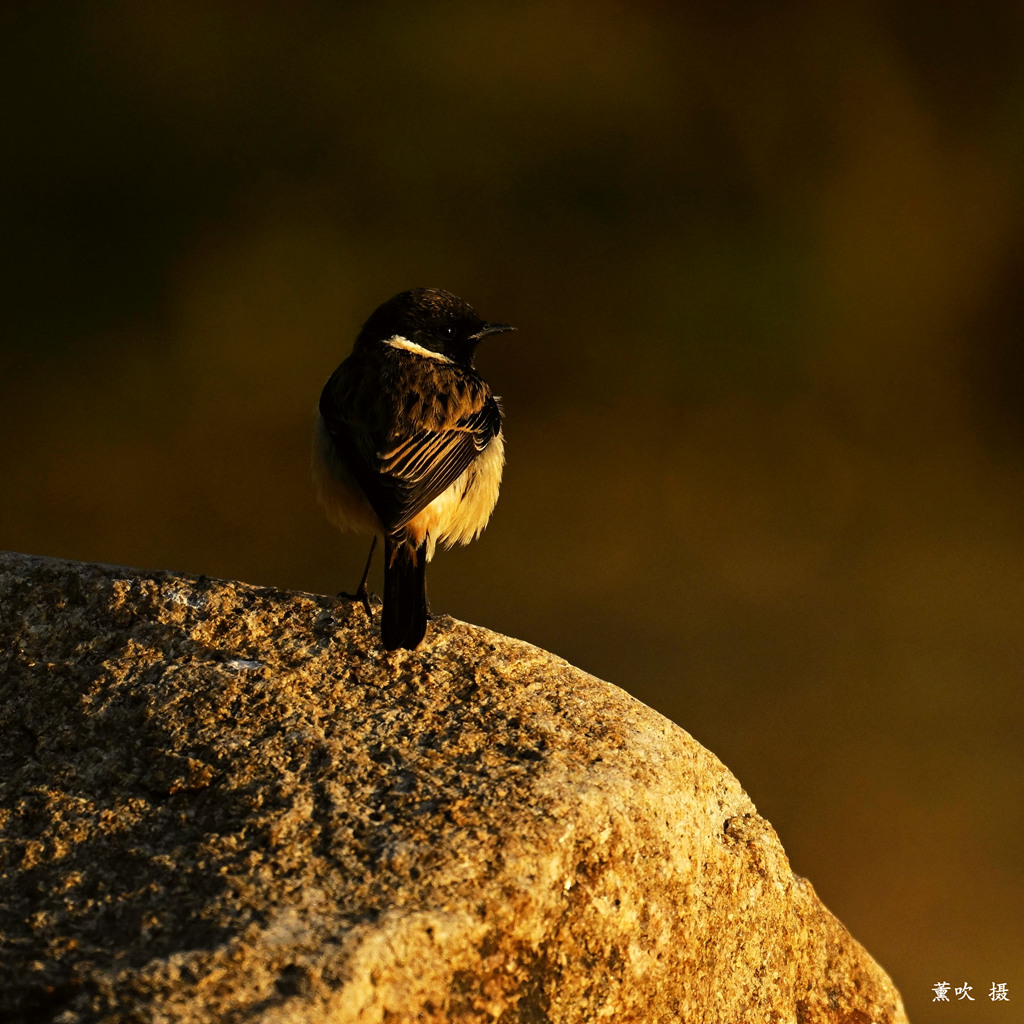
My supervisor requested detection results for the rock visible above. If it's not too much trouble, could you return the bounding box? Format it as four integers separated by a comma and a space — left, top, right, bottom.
0, 551, 907, 1024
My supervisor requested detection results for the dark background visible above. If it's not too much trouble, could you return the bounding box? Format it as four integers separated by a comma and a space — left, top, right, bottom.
1, 3, 1021, 1020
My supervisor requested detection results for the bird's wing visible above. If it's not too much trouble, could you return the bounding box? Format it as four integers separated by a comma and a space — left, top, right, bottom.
319, 357, 501, 534
378, 399, 501, 531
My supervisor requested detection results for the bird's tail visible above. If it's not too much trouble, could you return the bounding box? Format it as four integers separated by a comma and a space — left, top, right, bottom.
382, 535, 428, 650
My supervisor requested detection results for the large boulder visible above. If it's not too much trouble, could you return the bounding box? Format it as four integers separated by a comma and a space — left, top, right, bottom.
0, 551, 906, 1023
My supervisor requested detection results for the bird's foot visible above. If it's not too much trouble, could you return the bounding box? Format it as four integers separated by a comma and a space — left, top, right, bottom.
338, 585, 380, 617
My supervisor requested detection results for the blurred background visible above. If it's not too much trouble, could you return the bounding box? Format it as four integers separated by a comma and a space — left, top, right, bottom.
1, 2, 1020, 1018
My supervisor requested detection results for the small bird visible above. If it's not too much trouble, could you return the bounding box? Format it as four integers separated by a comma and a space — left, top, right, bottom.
313, 287, 513, 650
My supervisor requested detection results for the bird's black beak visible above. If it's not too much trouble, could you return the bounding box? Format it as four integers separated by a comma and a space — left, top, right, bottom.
471, 321, 516, 341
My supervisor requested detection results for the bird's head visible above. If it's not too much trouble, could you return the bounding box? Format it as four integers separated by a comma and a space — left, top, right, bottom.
357, 287, 514, 367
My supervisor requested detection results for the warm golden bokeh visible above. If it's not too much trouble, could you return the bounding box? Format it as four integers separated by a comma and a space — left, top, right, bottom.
1, 4, 1020, 1019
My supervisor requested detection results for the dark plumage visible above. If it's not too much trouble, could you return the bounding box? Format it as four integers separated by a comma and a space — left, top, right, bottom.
313, 288, 513, 650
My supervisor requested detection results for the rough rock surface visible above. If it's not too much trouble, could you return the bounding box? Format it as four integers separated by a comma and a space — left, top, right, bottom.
0, 551, 907, 1024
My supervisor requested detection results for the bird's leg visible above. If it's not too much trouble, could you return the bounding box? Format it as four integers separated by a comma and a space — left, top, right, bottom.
339, 535, 378, 616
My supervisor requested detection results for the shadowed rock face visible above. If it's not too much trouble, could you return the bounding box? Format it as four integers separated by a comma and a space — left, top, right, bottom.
0, 551, 906, 1024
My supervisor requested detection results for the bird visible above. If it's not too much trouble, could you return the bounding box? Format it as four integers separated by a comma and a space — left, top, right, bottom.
313, 287, 513, 650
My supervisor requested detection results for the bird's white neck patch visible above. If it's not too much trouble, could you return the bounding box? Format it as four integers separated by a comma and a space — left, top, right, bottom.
385, 335, 452, 362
